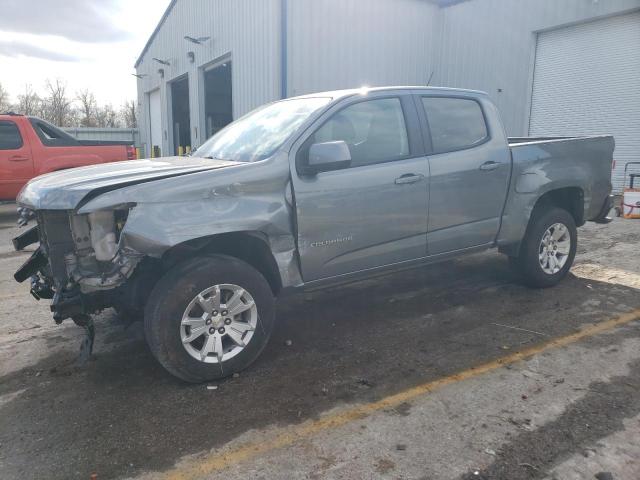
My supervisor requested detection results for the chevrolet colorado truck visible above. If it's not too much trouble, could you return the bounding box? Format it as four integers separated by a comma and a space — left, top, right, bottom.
12, 87, 614, 382
0, 114, 136, 200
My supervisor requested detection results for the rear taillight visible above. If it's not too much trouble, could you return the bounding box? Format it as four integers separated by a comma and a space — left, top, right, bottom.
126, 145, 136, 160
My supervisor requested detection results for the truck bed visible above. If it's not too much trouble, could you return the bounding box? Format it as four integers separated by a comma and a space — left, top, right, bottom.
509, 136, 582, 146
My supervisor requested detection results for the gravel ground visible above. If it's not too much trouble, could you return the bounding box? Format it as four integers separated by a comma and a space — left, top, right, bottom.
0, 202, 638, 480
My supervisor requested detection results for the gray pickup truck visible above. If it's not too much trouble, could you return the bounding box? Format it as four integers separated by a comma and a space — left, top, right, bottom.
13, 86, 614, 382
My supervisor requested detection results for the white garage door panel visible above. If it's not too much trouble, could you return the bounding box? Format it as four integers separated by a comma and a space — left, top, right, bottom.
529, 12, 640, 193
148, 89, 162, 155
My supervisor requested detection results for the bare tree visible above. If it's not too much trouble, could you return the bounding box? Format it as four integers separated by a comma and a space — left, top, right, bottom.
0, 82, 10, 112
96, 104, 120, 128
42, 79, 73, 126
120, 100, 137, 128
76, 88, 98, 127
16, 84, 41, 116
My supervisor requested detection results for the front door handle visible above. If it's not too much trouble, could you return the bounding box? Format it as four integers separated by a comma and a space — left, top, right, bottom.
9, 155, 29, 162
479, 161, 503, 171
395, 173, 424, 185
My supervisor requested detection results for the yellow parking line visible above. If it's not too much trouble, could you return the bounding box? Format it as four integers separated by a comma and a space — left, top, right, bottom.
162, 308, 640, 480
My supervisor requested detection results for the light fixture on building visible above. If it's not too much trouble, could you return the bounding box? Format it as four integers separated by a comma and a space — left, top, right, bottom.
152, 57, 171, 66
158, 68, 165, 78
184, 35, 210, 45
187, 51, 195, 63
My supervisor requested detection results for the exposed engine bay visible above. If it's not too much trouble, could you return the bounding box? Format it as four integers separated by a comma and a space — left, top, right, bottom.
14, 207, 146, 324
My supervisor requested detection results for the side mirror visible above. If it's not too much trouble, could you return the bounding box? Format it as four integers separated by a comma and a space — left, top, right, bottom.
305, 141, 352, 174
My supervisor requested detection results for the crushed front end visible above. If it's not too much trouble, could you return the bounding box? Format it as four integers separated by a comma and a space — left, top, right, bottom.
13, 208, 144, 324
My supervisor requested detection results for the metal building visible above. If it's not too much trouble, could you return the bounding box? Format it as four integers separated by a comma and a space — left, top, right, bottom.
135, 0, 640, 191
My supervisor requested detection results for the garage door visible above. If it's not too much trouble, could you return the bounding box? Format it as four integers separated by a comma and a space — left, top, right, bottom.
529, 12, 640, 193
148, 89, 162, 157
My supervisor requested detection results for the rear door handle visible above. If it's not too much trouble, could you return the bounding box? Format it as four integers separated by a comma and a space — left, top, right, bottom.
9, 155, 29, 162
395, 173, 424, 185
479, 161, 503, 171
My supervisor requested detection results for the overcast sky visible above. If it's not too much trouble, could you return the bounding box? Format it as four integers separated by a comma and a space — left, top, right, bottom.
0, 0, 170, 106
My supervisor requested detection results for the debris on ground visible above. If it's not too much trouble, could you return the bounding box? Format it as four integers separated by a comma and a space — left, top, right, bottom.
284, 339, 293, 346
491, 322, 549, 337
76, 318, 95, 366
396, 444, 407, 451
484, 448, 496, 456
356, 378, 374, 388
206, 385, 218, 390
595, 472, 614, 480
374, 457, 395, 474
232, 373, 240, 378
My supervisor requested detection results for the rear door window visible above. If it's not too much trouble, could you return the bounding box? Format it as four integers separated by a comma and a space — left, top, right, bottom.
421, 97, 488, 153
0, 121, 23, 150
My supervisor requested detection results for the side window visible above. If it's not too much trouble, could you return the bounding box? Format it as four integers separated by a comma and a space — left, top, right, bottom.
0, 121, 23, 150
422, 97, 488, 153
304, 97, 410, 169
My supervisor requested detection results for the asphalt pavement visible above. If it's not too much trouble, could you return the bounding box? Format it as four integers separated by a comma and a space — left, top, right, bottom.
0, 203, 638, 480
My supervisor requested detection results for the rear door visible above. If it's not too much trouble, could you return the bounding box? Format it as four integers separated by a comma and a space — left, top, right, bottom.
0, 119, 34, 200
290, 92, 430, 282
418, 95, 511, 255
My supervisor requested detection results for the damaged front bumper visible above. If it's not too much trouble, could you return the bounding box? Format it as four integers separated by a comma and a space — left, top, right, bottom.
13, 209, 144, 323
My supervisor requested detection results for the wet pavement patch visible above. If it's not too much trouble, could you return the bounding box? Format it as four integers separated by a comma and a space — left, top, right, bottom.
0, 253, 639, 479
461, 356, 640, 480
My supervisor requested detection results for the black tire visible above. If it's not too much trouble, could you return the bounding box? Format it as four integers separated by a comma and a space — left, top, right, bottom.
509, 206, 577, 288
144, 254, 275, 383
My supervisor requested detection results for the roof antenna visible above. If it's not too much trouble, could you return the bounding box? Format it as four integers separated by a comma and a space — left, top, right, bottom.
427, 70, 435, 86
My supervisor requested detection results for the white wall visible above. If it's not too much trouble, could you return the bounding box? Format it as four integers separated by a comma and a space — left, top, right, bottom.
437, 0, 640, 135
287, 0, 441, 96
136, 0, 640, 151
136, 0, 282, 155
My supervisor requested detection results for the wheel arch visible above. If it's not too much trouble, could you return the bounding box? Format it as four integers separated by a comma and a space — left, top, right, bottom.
499, 186, 584, 257
533, 187, 585, 227
161, 231, 284, 295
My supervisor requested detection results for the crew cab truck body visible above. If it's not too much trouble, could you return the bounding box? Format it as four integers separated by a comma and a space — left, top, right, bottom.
0, 114, 136, 200
12, 87, 614, 382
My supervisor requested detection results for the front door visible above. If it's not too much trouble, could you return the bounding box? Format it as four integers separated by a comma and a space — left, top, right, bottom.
419, 96, 511, 255
291, 94, 429, 282
0, 120, 33, 200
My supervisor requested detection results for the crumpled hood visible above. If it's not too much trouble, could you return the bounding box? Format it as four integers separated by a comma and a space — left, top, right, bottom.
17, 156, 241, 210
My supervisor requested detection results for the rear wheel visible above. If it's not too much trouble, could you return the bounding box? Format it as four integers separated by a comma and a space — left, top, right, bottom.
509, 207, 577, 288
144, 255, 275, 383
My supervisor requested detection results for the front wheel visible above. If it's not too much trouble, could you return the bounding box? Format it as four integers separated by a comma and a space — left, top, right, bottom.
509, 207, 577, 288
144, 255, 275, 383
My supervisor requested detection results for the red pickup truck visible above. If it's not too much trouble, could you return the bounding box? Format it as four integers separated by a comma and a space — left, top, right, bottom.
0, 114, 136, 200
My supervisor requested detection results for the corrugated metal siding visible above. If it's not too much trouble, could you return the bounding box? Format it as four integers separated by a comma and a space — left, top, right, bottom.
135, 0, 640, 164
287, 0, 441, 96
529, 12, 640, 193
63, 127, 140, 146
136, 0, 281, 155
437, 0, 640, 136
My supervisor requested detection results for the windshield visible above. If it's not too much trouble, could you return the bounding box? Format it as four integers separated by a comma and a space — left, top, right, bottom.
194, 97, 332, 162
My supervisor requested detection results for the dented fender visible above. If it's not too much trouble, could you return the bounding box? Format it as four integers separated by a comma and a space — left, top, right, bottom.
77, 153, 303, 290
